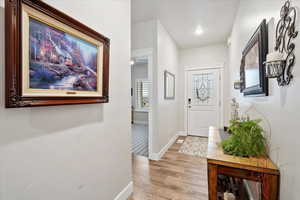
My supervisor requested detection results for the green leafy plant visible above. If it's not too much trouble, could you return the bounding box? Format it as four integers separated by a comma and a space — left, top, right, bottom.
221, 118, 267, 157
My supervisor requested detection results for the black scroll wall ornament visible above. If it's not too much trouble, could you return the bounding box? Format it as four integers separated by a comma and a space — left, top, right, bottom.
271, 0, 298, 86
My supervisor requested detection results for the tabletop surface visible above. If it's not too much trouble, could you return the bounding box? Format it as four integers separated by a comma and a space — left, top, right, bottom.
206, 127, 279, 175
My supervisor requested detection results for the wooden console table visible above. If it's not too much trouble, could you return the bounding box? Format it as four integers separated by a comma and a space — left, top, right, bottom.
206, 127, 280, 200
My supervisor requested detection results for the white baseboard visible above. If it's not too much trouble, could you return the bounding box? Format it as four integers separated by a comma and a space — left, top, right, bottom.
178, 130, 187, 136
114, 181, 133, 200
148, 153, 158, 161
150, 134, 179, 161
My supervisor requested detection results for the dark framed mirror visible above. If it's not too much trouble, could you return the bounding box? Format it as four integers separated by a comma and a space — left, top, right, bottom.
240, 19, 268, 96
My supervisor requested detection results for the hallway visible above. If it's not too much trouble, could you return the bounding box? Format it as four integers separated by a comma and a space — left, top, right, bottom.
1, 0, 299, 199
132, 124, 149, 157
129, 137, 208, 200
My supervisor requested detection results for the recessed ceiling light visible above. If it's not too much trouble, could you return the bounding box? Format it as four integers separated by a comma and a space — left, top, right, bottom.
195, 26, 203, 36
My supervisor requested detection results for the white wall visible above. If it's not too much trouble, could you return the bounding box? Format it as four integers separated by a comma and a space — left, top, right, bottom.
156, 21, 179, 152
132, 111, 148, 124
131, 20, 156, 50
131, 20, 179, 153
0, 0, 132, 200
179, 44, 230, 131
180, 44, 228, 68
229, 0, 300, 199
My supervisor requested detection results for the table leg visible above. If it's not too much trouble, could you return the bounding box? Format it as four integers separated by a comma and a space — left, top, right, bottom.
262, 174, 279, 200
208, 163, 218, 200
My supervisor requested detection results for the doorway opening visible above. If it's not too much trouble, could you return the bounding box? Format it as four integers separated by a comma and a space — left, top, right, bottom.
131, 49, 153, 158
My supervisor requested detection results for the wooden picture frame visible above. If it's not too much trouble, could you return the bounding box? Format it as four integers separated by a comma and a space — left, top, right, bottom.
5, 0, 110, 108
164, 70, 175, 100
240, 19, 268, 96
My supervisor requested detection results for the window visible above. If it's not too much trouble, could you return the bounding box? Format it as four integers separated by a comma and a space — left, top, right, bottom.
135, 79, 151, 110
192, 73, 214, 105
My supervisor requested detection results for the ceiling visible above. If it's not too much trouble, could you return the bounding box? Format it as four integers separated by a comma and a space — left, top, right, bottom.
132, 0, 240, 49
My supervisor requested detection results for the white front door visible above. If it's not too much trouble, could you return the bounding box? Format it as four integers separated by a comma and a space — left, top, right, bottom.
186, 68, 221, 137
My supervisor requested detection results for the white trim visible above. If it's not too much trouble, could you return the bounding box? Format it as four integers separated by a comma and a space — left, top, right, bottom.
113, 181, 133, 200
133, 120, 148, 125
132, 48, 153, 58
184, 65, 224, 72
134, 109, 148, 113
184, 66, 225, 136
131, 48, 154, 159
149, 134, 179, 161
178, 131, 188, 136
148, 153, 158, 161
184, 71, 188, 135
220, 67, 225, 128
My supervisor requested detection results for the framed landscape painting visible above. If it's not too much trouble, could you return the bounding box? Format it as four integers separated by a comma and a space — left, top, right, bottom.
5, 0, 110, 108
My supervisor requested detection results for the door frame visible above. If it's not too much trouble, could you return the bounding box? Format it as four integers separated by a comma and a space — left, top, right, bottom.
131, 48, 153, 159
184, 65, 224, 136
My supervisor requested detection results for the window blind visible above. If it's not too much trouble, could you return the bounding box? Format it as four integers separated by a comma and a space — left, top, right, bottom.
136, 80, 151, 109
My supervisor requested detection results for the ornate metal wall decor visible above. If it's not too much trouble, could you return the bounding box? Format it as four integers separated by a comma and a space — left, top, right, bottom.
265, 0, 298, 86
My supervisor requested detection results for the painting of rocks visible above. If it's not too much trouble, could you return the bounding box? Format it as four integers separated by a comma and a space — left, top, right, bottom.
29, 18, 98, 92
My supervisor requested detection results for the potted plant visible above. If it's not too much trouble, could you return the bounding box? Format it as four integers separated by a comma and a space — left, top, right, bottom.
221, 118, 267, 157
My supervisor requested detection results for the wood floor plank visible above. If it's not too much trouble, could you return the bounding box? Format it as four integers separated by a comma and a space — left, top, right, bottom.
129, 136, 208, 200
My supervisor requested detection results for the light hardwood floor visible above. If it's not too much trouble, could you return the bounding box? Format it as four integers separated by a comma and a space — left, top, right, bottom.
128, 136, 208, 200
